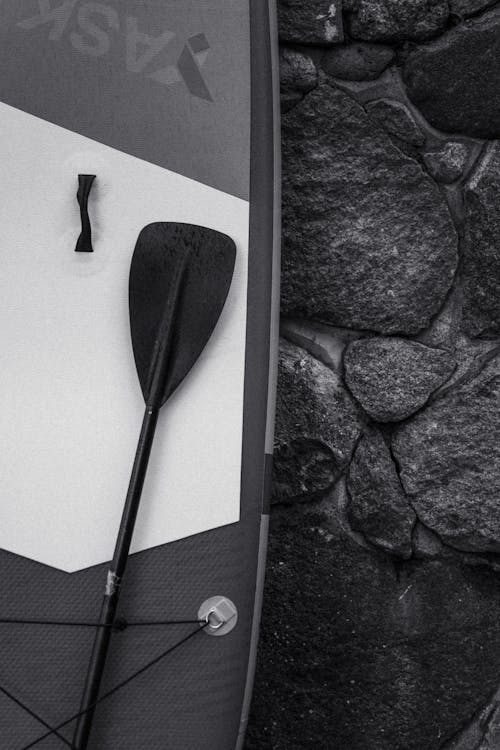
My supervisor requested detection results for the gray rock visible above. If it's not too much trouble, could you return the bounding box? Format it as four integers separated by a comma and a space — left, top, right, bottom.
463, 143, 500, 336
281, 84, 458, 334
443, 685, 500, 749
450, 0, 497, 18
404, 8, 500, 139
346, 0, 449, 42
393, 350, 500, 553
322, 42, 394, 81
280, 47, 318, 113
247, 505, 500, 750
423, 142, 469, 184
444, 691, 500, 749
273, 339, 363, 504
366, 99, 425, 146
343, 337, 456, 422
347, 428, 415, 558
278, 0, 343, 44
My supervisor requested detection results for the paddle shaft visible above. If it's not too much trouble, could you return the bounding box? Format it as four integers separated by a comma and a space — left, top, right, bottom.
72, 405, 159, 749
72, 262, 186, 750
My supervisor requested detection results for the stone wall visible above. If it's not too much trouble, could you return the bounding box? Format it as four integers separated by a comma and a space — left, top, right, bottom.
246, 3, 500, 749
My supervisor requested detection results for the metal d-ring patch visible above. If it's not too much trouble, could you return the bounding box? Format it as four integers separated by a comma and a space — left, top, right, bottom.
198, 596, 238, 637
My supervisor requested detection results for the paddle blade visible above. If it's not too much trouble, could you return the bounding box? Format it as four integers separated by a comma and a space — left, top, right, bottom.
129, 222, 236, 405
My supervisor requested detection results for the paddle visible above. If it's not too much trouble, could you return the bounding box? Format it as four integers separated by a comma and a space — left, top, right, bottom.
72, 222, 236, 750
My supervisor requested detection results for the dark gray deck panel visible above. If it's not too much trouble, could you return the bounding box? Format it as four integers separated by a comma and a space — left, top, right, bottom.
0, 0, 251, 200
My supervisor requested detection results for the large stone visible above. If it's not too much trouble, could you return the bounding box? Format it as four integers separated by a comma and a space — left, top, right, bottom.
347, 428, 415, 558
344, 337, 456, 422
404, 8, 500, 139
366, 99, 425, 147
462, 143, 500, 337
321, 42, 394, 81
346, 0, 449, 42
273, 339, 363, 504
278, 0, 343, 44
246, 506, 500, 750
280, 48, 318, 114
393, 350, 500, 553
281, 84, 458, 334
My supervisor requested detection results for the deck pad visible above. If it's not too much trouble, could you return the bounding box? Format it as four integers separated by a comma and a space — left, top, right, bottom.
0, 101, 248, 571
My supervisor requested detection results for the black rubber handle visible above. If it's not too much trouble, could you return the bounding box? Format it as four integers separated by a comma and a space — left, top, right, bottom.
75, 174, 96, 253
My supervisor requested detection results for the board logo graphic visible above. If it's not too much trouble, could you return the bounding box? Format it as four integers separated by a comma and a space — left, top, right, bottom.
17, 0, 213, 102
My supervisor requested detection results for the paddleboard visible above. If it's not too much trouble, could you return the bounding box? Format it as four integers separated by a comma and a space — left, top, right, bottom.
0, 1, 280, 747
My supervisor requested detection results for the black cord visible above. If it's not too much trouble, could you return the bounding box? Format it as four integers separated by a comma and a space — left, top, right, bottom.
0, 684, 71, 748
126, 620, 204, 627
20, 623, 208, 750
0, 618, 204, 630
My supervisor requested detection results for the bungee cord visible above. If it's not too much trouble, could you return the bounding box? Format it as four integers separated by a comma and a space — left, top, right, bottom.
0, 617, 209, 749
16, 622, 209, 750
0, 684, 71, 748
0, 617, 204, 629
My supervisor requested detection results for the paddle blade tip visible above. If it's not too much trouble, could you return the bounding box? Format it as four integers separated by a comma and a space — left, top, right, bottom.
129, 222, 237, 405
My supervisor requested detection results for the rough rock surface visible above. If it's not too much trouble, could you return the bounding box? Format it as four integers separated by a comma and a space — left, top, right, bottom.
423, 142, 469, 184
462, 143, 500, 337
404, 8, 500, 139
281, 83, 458, 333
278, 0, 343, 44
449, 0, 497, 18
344, 337, 456, 421
393, 350, 500, 553
321, 42, 394, 81
280, 48, 318, 113
444, 686, 500, 748
346, 0, 449, 42
248, 4, 500, 748
273, 339, 363, 504
347, 429, 415, 557
246, 507, 500, 750
366, 99, 425, 146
